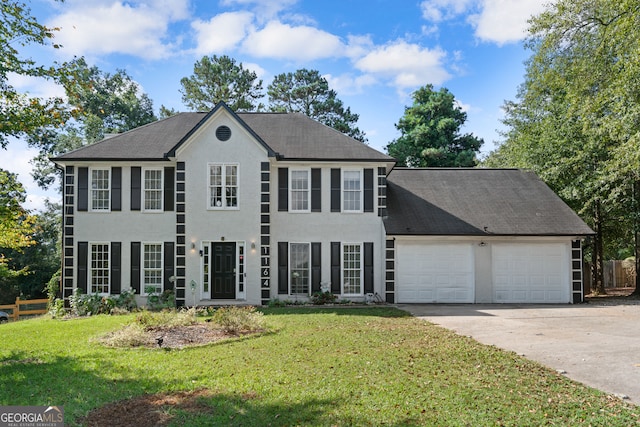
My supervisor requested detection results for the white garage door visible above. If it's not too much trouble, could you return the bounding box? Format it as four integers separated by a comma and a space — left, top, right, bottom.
397, 243, 474, 303
492, 243, 570, 303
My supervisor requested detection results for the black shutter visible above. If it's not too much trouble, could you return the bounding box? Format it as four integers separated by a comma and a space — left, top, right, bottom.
278, 242, 288, 294
331, 242, 341, 294
77, 241, 88, 293
111, 167, 122, 211
78, 167, 88, 211
364, 168, 374, 213
164, 167, 175, 211
330, 169, 341, 212
111, 242, 121, 294
131, 167, 141, 211
163, 242, 175, 291
278, 168, 288, 212
311, 242, 321, 293
131, 242, 141, 294
311, 168, 321, 212
364, 242, 374, 294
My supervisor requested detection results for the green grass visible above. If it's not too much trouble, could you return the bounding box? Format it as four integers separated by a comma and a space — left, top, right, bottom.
0, 307, 638, 426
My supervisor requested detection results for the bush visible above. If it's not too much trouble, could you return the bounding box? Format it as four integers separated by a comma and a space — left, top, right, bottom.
48, 298, 66, 318
69, 289, 139, 316
211, 306, 264, 335
135, 307, 198, 329
97, 324, 152, 348
310, 291, 337, 305
145, 287, 175, 311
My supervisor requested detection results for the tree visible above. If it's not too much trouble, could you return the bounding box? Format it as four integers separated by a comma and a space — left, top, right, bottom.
484, 0, 640, 295
0, 169, 37, 301
386, 85, 483, 167
0, 0, 72, 148
180, 55, 263, 112
30, 58, 157, 190
267, 69, 366, 142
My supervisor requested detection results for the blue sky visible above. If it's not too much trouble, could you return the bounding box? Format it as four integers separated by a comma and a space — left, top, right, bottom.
2, 0, 546, 211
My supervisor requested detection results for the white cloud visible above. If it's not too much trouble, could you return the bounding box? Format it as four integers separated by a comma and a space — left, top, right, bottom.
324, 73, 377, 96
6, 73, 66, 100
470, 0, 546, 45
192, 11, 254, 55
355, 41, 450, 89
420, 0, 474, 22
48, 0, 190, 60
242, 21, 345, 60
221, 0, 298, 20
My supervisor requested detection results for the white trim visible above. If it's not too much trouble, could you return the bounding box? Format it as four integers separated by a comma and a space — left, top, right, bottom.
289, 168, 311, 213
141, 242, 163, 296
89, 242, 110, 295
206, 163, 240, 210
342, 169, 363, 213
142, 167, 164, 212
289, 242, 311, 295
341, 242, 363, 296
89, 167, 110, 212
200, 240, 246, 300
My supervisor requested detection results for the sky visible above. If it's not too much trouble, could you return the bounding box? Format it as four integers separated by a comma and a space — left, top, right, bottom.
1, 0, 547, 211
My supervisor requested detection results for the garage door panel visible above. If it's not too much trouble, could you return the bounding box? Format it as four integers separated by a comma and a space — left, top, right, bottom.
397, 243, 474, 303
492, 243, 569, 303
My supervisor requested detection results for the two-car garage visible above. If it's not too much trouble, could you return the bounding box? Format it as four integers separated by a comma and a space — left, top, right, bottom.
395, 240, 572, 304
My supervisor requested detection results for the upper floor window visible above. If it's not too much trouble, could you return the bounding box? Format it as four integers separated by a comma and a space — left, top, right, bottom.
342, 170, 362, 212
90, 243, 110, 294
143, 169, 163, 211
209, 164, 238, 209
290, 169, 310, 212
90, 168, 110, 211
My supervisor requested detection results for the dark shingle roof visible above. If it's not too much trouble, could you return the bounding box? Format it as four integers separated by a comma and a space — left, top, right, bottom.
384, 168, 594, 236
53, 104, 393, 162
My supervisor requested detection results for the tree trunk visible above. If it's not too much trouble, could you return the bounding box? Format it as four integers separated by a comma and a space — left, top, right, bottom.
592, 200, 606, 295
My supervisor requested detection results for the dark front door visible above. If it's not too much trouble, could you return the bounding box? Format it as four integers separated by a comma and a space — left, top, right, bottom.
212, 242, 236, 299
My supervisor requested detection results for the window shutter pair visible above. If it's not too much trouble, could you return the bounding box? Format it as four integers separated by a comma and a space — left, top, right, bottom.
76, 242, 121, 294
77, 167, 122, 211
278, 168, 321, 212
131, 167, 174, 211
277, 242, 321, 295
331, 168, 374, 212
330, 242, 374, 294
130, 242, 175, 294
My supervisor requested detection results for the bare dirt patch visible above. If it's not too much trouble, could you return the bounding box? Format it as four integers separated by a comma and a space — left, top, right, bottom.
144, 323, 231, 349
79, 389, 215, 427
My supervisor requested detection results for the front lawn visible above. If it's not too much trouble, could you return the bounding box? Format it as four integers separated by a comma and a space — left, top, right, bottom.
0, 307, 637, 426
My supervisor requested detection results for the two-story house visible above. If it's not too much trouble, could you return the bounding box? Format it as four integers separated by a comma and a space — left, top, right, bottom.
53, 102, 593, 307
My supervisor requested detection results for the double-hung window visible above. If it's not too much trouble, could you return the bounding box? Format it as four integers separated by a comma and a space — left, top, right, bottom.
290, 243, 310, 295
143, 243, 163, 295
143, 169, 163, 211
90, 243, 110, 294
90, 168, 110, 211
342, 170, 362, 212
290, 169, 310, 212
209, 164, 238, 209
342, 243, 362, 295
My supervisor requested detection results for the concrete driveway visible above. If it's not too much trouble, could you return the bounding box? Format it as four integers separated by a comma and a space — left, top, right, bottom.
397, 303, 640, 404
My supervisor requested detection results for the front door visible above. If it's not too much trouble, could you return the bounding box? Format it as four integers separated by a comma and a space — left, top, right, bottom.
212, 242, 236, 299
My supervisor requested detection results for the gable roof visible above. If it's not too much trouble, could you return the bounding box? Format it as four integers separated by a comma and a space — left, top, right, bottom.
384, 168, 594, 236
52, 103, 393, 163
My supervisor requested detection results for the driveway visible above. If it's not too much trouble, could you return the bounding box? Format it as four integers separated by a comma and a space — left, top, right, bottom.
397, 303, 640, 405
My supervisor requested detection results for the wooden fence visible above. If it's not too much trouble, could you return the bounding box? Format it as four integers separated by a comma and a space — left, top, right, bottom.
584, 260, 636, 293
0, 297, 48, 321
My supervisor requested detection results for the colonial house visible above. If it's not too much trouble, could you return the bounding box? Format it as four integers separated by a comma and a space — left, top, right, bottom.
52, 103, 593, 307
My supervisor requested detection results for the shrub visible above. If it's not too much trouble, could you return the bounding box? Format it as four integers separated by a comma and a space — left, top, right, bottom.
135, 308, 198, 329
48, 298, 66, 318
97, 324, 152, 348
211, 306, 264, 335
310, 291, 337, 305
145, 287, 175, 311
